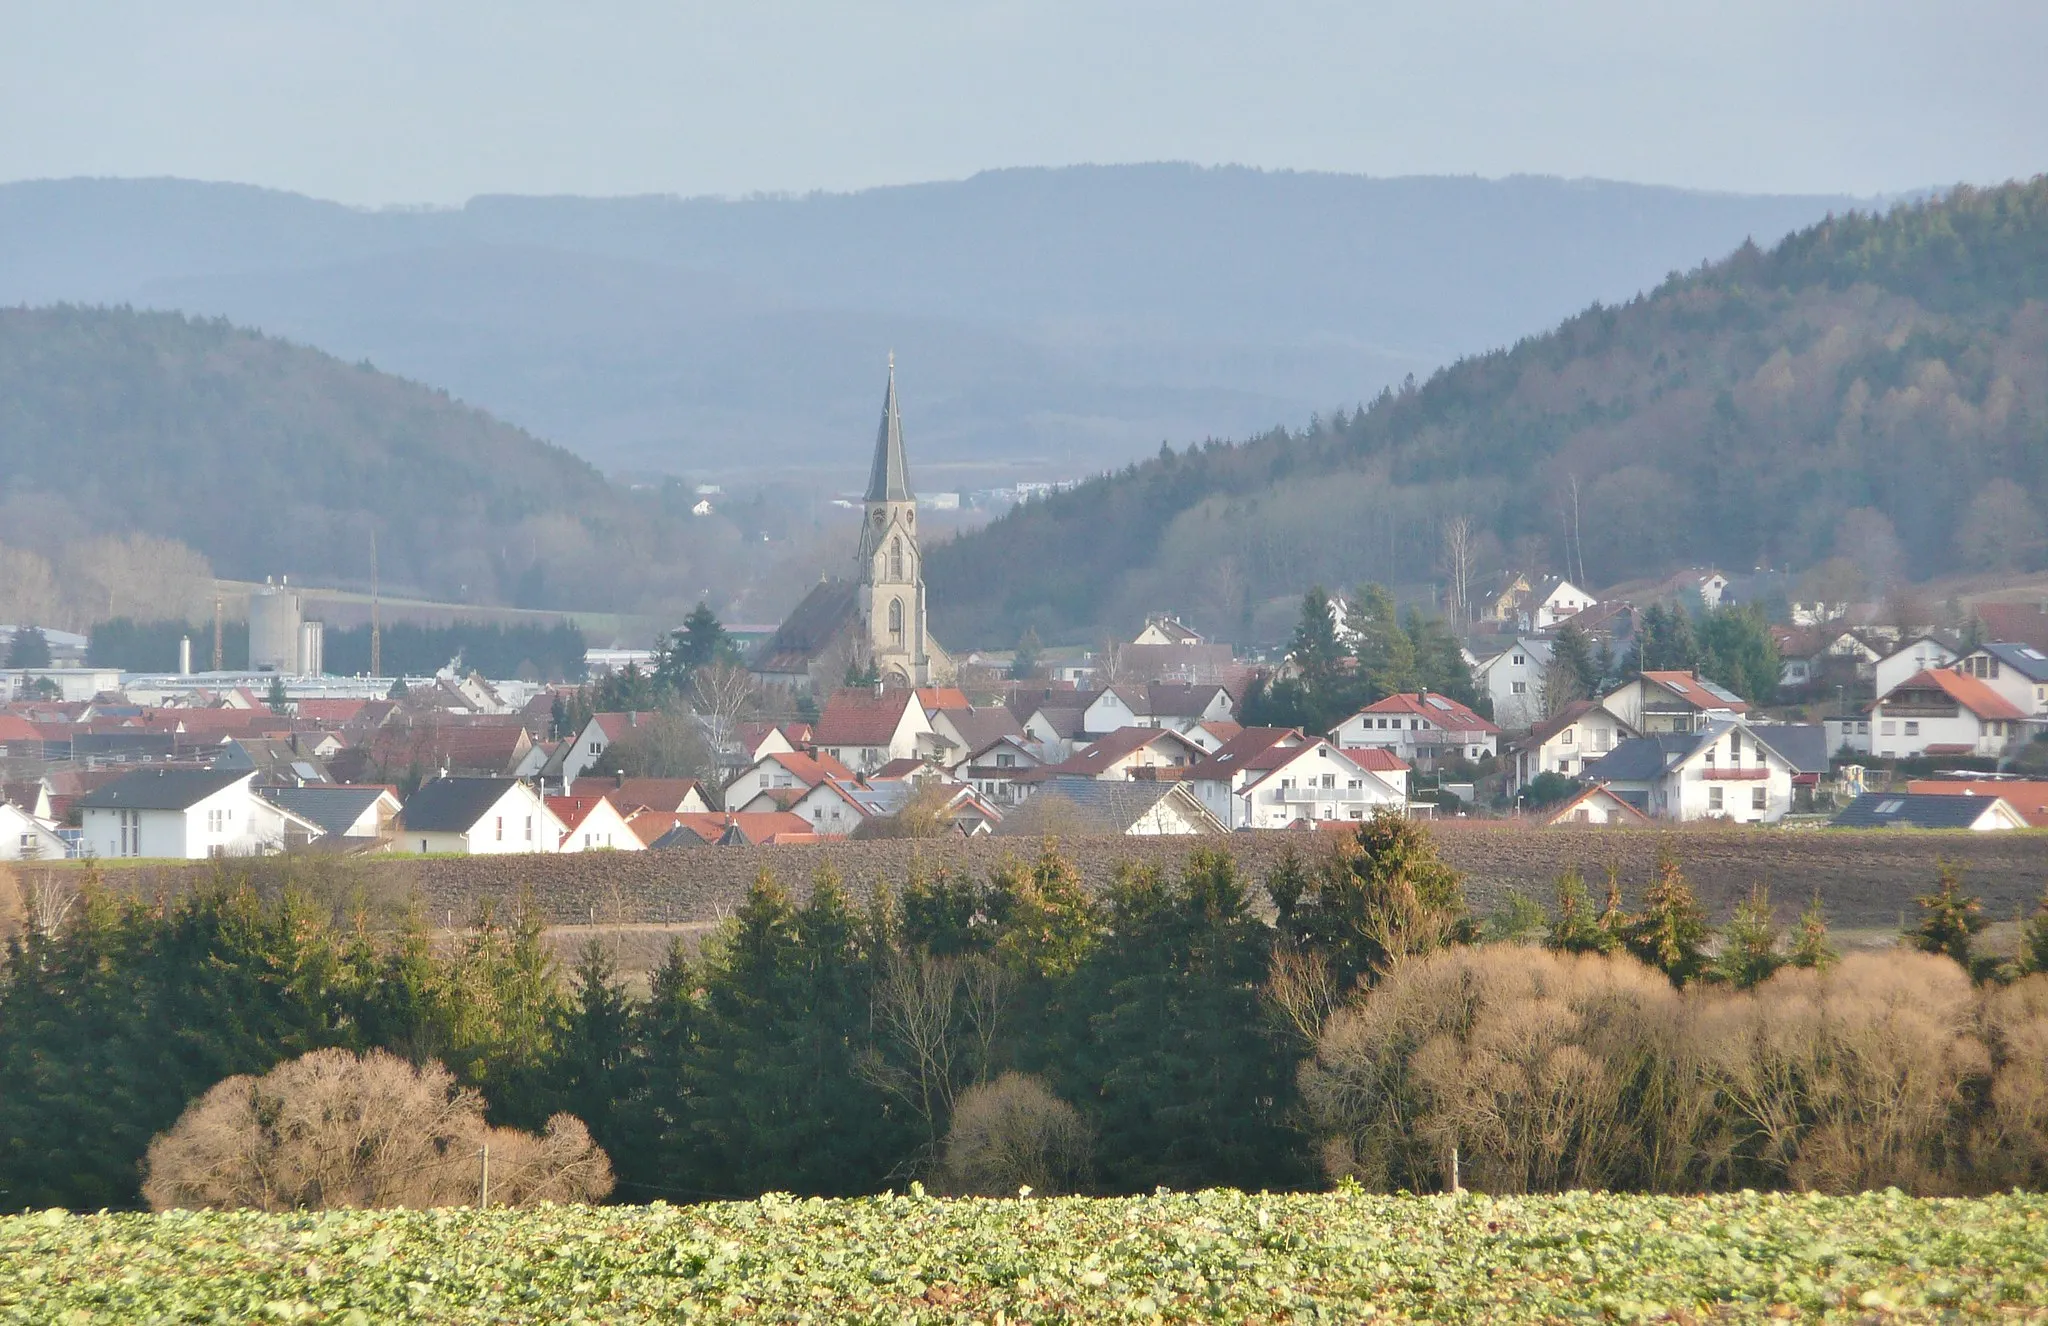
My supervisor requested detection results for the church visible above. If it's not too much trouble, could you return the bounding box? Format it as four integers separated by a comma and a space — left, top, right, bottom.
750, 358, 954, 695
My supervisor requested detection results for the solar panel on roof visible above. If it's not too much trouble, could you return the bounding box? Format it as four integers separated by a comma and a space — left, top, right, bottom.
1426, 696, 1453, 709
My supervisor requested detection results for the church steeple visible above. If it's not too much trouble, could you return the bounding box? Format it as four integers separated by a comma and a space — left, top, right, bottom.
866, 352, 913, 503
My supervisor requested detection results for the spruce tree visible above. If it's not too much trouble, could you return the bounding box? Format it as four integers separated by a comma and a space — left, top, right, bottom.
1623, 843, 1713, 984
1787, 891, 1839, 972
552, 941, 643, 1178
1712, 884, 1785, 989
1907, 859, 1985, 968
2018, 887, 2048, 975
1546, 867, 1613, 954
1281, 810, 1471, 987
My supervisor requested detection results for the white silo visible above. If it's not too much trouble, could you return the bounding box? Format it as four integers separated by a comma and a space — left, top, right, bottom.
298, 620, 326, 677
249, 580, 304, 673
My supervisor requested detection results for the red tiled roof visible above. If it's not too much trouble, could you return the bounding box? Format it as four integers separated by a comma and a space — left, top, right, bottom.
1351, 692, 1501, 734
600, 777, 707, 814
1971, 603, 2048, 654
1029, 726, 1203, 780
870, 758, 936, 781
1348, 747, 1410, 772
295, 699, 369, 724
915, 687, 973, 713
1908, 779, 2048, 827
1641, 671, 1749, 714
592, 711, 661, 741
0, 716, 41, 742
814, 688, 918, 746
666, 811, 816, 846
1185, 727, 1313, 780
545, 795, 614, 833
756, 750, 855, 787
1887, 668, 2028, 721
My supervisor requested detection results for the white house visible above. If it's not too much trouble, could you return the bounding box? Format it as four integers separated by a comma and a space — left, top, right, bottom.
812, 687, 934, 774
1842, 668, 2027, 760
1471, 637, 1552, 731
722, 750, 857, 813
0, 800, 67, 861
958, 734, 1046, 807
1537, 784, 1654, 827
1598, 671, 1748, 735
1025, 726, 1208, 784
1528, 578, 1598, 630
1872, 635, 1960, 702
1949, 642, 2048, 718
992, 776, 1224, 836
1507, 699, 1638, 793
547, 793, 644, 851
559, 711, 660, 790
1185, 727, 1408, 830
1331, 693, 1499, 767
397, 777, 564, 855
78, 767, 323, 859
1133, 615, 1204, 646
258, 784, 401, 845
1580, 721, 1796, 824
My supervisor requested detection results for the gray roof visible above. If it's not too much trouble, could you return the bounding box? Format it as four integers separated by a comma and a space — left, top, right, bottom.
1982, 642, 2048, 682
865, 358, 913, 503
1580, 734, 1701, 783
259, 784, 390, 837
401, 776, 521, 832
1832, 792, 2016, 829
994, 776, 1218, 836
1750, 723, 1829, 775
76, 767, 251, 812
750, 579, 859, 675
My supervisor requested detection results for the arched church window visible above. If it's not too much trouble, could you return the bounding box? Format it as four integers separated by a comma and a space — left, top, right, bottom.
890, 536, 904, 581
888, 597, 904, 645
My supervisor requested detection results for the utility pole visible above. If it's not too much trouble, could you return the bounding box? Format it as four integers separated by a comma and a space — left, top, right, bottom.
211, 597, 223, 671
370, 530, 382, 680
478, 1142, 489, 1209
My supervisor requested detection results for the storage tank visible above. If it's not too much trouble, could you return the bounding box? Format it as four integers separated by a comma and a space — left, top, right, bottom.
248, 581, 303, 673
297, 621, 325, 677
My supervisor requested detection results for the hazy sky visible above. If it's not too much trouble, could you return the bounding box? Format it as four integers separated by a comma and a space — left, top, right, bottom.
6, 1, 2044, 205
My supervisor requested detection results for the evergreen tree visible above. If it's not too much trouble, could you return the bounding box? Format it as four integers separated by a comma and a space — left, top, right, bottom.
1623, 843, 1713, 984
1787, 891, 1839, 972
552, 941, 643, 1177
2017, 886, 2048, 975
1597, 865, 1630, 952
1630, 602, 1701, 675
1548, 622, 1598, 704
1545, 867, 1614, 954
4, 625, 51, 669
1406, 609, 1481, 708
654, 602, 735, 694
1351, 583, 1418, 700
1277, 810, 1471, 988
1011, 626, 1043, 680
265, 675, 289, 714
1698, 604, 1781, 705
1711, 884, 1785, 989
1068, 851, 1305, 1192
1907, 860, 1985, 968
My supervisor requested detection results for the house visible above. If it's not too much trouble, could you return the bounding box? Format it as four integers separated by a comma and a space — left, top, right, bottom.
647, 811, 817, 847
1538, 784, 1654, 827
1598, 671, 1748, 734
1470, 637, 1552, 731
0, 799, 66, 860
783, 776, 872, 835
1184, 727, 1408, 830
78, 767, 323, 859
959, 734, 1046, 806
1507, 699, 1637, 792
812, 686, 934, 774
397, 777, 564, 855
1872, 634, 1960, 702
558, 712, 660, 789
1970, 602, 2048, 655
1024, 726, 1208, 784
215, 735, 333, 785
1579, 721, 1796, 823
1133, 614, 1204, 646
1906, 778, 2048, 827
257, 784, 401, 845
1330, 692, 1499, 768
731, 721, 803, 765
599, 777, 713, 816
1845, 668, 2027, 760
1527, 577, 1598, 630
723, 750, 856, 813
1948, 642, 2048, 718
1020, 704, 1090, 762
547, 794, 644, 851
928, 705, 1026, 769
1474, 571, 1533, 623
1832, 792, 2029, 832
992, 776, 1224, 837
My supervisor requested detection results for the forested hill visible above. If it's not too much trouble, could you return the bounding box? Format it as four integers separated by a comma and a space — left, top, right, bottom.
0, 306, 722, 619
926, 179, 2048, 648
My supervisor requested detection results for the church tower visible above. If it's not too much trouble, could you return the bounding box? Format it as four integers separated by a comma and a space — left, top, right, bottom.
857, 355, 934, 685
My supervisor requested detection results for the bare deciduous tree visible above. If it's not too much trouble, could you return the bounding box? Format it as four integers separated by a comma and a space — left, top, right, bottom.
941, 1072, 1093, 1197
1441, 515, 1475, 628
691, 661, 758, 759
142, 1048, 613, 1211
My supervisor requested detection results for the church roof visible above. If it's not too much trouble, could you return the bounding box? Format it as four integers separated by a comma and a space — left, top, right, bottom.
866, 356, 914, 503
750, 580, 858, 676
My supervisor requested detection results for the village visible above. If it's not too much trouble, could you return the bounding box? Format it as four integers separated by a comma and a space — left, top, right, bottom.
5, 366, 2048, 862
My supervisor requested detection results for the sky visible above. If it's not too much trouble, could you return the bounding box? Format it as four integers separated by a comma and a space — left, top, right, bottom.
4, 0, 2045, 206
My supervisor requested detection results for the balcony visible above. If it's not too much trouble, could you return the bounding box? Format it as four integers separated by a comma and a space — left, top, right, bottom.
1274, 785, 1372, 805
1700, 766, 1769, 780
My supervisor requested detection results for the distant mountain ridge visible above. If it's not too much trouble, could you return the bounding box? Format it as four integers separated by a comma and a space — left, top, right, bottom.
0, 167, 1868, 481
924, 179, 2048, 648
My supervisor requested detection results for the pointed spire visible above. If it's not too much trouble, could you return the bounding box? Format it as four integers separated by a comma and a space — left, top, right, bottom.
865, 353, 913, 503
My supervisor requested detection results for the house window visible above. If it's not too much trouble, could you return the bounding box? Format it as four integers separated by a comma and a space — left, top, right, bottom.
118, 810, 140, 857
1511, 681, 1527, 695
524, 817, 533, 843
1562, 729, 1574, 745
1708, 786, 1724, 812
1880, 721, 1896, 736
1904, 721, 1919, 736
1512, 653, 1525, 666
888, 598, 904, 646
1752, 787, 1767, 811
421, 838, 428, 853
495, 816, 504, 841
996, 753, 1015, 768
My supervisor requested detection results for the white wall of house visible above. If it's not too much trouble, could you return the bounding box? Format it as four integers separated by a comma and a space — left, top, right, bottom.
788, 781, 865, 835
1195, 743, 1405, 830
1952, 648, 2048, 717
561, 718, 614, 790
1848, 705, 2015, 760
723, 753, 833, 813
1123, 788, 1221, 835
1658, 729, 1793, 823
1535, 581, 1597, 629
818, 702, 931, 774
397, 783, 563, 856
1874, 637, 1959, 701
558, 798, 642, 851
1511, 707, 1632, 790
1475, 639, 1551, 731
81, 775, 296, 860
1082, 688, 1140, 736
1330, 710, 1497, 763
0, 803, 66, 861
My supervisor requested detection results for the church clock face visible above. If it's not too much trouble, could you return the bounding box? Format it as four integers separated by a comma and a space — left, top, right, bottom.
872, 510, 884, 526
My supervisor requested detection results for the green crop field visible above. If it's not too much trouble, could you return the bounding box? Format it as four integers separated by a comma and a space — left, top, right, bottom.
4, 1190, 2046, 1323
